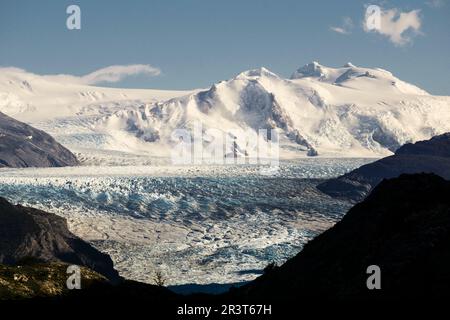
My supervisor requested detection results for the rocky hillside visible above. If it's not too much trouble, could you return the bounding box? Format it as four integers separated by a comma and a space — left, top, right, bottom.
232, 173, 450, 300
0, 262, 107, 300
0, 197, 119, 282
0, 112, 79, 168
0, 262, 176, 302
317, 133, 450, 201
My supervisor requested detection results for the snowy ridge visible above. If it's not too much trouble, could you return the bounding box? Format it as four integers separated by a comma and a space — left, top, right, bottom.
1, 63, 449, 158
0, 67, 193, 122
291, 61, 429, 95
106, 61, 447, 158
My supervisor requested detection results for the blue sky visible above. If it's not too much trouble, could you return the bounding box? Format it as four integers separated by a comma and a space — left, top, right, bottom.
0, 0, 449, 94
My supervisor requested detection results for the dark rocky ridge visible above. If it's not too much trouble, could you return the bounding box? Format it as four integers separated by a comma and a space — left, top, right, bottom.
0, 197, 120, 282
0, 112, 79, 168
231, 173, 450, 300
317, 133, 450, 201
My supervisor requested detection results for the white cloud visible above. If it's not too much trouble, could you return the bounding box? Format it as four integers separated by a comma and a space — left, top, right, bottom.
330, 17, 354, 35
364, 8, 422, 46
41, 64, 161, 85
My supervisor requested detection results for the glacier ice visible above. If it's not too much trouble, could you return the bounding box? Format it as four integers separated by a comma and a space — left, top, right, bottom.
0, 159, 372, 285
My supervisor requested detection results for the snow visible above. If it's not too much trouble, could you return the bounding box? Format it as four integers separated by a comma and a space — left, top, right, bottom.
1, 63, 449, 160
0, 67, 195, 122
2, 61, 448, 286
1, 62, 450, 284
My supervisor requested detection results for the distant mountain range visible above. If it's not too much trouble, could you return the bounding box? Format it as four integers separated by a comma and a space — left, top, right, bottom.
0, 111, 79, 168
1, 63, 450, 158
317, 133, 450, 200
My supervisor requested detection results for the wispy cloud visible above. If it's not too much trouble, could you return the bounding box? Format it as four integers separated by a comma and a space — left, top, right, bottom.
330, 17, 354, 35
364, 8, 422, 46
426, 0, 446, 8
330, 27, 349, 34
20, 64, 162, 85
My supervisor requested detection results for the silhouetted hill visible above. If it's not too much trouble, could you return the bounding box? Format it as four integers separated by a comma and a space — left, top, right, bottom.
0, 112, 79, 168
317, 133, 450, 201
0, 197, 119, 282
232, 173, 450, 300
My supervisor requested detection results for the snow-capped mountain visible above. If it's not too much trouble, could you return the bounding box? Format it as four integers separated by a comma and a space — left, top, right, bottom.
1, 63, 449, 159
290, 61, 429, 95
0, 67, 193, 122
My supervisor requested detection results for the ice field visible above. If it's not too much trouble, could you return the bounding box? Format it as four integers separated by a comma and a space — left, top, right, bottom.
0, 159, 372, 285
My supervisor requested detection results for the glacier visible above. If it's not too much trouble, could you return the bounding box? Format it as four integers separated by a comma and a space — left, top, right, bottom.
0, 159, 372, 285
1, 61, 450, 285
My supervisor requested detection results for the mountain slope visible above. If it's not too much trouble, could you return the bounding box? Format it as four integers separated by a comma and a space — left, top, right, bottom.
1, 63, 450, 158
93, 62, 450, 158
317, 133, 450, 200
231, 173, 450, 300
0, 197, 120, 282
0, 67, 193, 122
0, 112, 79, 168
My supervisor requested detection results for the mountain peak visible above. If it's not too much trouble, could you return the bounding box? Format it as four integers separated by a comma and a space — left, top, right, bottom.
343, 62, 356, 68
290, 61, 327, 79
236, 67, 280, 80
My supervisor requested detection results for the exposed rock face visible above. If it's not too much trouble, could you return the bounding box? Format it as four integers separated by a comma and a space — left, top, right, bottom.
316, 133, 450, 201
0, 197, 120, 282
232, 174, 450, 300
0, 112, 79, 168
